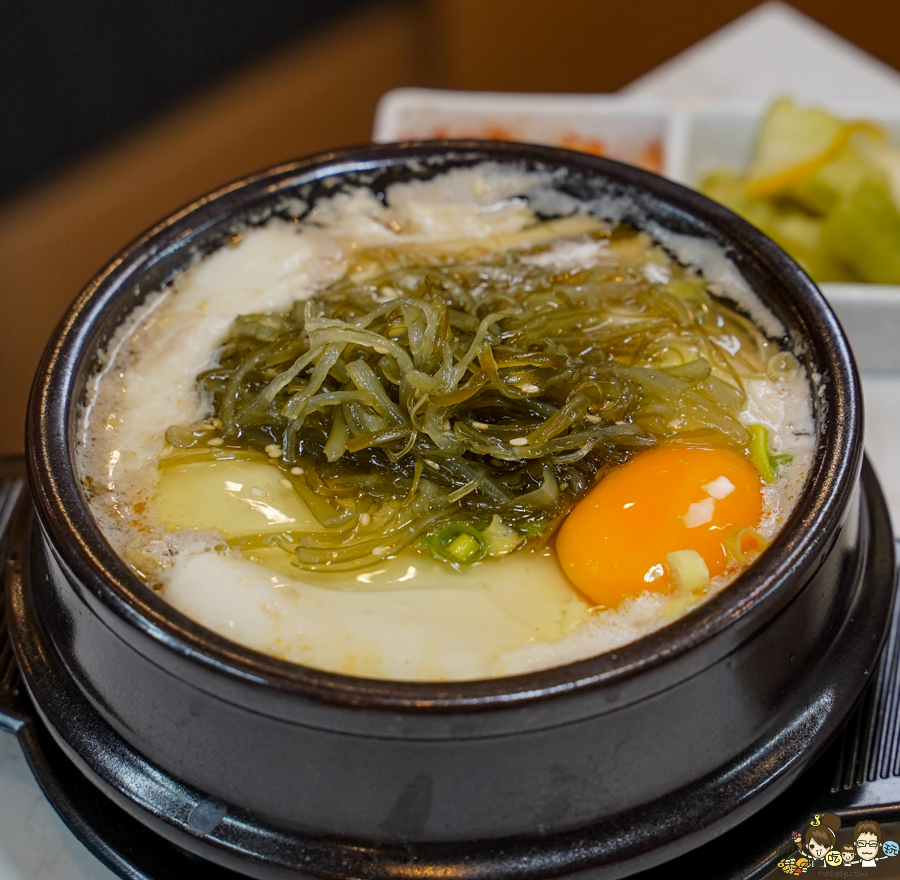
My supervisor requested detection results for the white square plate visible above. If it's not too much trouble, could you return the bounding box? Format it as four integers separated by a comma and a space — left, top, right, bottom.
373, 88, 672, 174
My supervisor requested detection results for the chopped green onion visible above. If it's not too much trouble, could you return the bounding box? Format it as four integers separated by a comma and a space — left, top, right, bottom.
666, 549, 710, 592
748, 424, 792, 482
446, 533, 481, 563
422, 523, 488, 565
725, 527, 769, 565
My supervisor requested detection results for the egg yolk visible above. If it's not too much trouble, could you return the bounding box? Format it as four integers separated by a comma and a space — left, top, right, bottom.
555, 446, 764, 607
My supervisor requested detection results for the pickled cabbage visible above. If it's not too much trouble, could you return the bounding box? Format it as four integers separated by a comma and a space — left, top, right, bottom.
701, 97, 900, 283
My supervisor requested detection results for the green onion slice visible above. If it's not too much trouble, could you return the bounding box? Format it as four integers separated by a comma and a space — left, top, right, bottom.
422, 523, 489, 565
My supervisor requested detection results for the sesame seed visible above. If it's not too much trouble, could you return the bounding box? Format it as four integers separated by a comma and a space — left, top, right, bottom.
373, 546, 390, 556
211, 418, 222, 429
425, 460, 440, 470
443, 419, 452, 431
359, 513, 371, 526
290, 466, 304, 475
509, 437, 529, 447
519, 383, 540, 394
280, 479, 293, 489
206, 437, 224, 446
265, 444, 282, 458
250, 487, 265, 497
471, 421, 489, 430
585, 415, 602, 423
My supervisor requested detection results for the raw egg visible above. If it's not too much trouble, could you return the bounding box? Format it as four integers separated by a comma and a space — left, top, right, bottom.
556, 446, 764, 607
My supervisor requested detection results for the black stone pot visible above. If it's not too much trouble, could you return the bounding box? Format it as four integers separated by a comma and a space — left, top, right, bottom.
18, 142, 894, 879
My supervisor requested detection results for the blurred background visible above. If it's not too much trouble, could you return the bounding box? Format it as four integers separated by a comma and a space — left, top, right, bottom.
3, 0, 899, 454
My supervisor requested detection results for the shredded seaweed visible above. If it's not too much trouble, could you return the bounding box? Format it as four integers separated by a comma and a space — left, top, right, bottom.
168, 222, 784, 571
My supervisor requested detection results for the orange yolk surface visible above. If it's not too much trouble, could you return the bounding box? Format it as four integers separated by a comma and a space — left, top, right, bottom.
555, 446, 764, 607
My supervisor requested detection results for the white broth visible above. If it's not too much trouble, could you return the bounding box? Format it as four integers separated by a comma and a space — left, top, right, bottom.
78, 164, 815, 681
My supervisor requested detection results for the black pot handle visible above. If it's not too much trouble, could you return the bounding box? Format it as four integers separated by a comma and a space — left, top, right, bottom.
822, 538, 900, 813
0, 456, 27, 733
